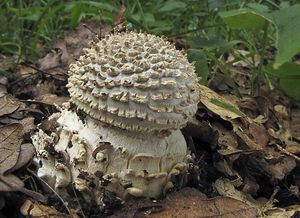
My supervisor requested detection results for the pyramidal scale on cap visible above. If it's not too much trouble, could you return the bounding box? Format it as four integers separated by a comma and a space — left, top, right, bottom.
32, 30, 201, 203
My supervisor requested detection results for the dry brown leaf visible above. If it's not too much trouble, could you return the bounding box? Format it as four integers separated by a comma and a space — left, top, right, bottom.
249, 123, 269, 147
0, 76, 8, 86
233, 121, 264, 149
199, 84, 244, 120
0, 123, 23, 174
37, 21, 110, 82
20, 117, 36, 136
0, 174, 24, 191
20, 199, 79, 218
227, 50, 260, 68
152, 191, 258, 218
214, 178, 269, 214
0, 94, 20, 117
214, 159, 241, 178
0, 54, 15, 71
15, 65, 37, 81
286, 143, 300, 155
6, 143, 35, 173
0, 173, 45, 201
213, 122, 239, 154
111, 187, 258, 218
257, 155, 296, 180
36, 93, 69, 106
291, 107, 300, 140
34, 81, 56, 97
264, 205, 300, 218
63, 20, 110, 58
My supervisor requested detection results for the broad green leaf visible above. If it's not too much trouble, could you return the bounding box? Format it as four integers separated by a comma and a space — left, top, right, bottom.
158, 0, 186, 12
219, 8, 271, 29
187, 49, 209, 84
280, 1, 291, 8
266, 62, 300, 101
267, 4, 300, 69
207, 0, 226, 11
220, 5, 300, 69
187, 37, 241, 51
246, 3, 270, 13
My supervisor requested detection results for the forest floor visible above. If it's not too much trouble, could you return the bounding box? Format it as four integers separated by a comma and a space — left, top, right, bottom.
0, 20, 299, 218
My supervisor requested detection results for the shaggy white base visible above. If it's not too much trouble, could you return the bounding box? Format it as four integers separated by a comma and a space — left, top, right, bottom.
32, 108, 190, 202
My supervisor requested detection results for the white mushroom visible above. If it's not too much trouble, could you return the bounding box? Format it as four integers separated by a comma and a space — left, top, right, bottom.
32, 31, 200, 202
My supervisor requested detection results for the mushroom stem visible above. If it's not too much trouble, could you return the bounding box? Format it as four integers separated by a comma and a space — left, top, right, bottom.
32, 107, 190, 200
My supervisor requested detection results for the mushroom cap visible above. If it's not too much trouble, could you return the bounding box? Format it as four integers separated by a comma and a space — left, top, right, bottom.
67, 31, 200, 133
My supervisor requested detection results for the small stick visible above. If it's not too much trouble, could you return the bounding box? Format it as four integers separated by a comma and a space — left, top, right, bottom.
27, 169, 72, 215
276, 144, 300, 162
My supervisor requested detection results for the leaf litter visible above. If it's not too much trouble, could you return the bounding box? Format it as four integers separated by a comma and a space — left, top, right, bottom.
0, 18, 299, 217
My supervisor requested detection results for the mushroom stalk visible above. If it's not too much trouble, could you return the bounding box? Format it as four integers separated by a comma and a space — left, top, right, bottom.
32, 107, 189, 200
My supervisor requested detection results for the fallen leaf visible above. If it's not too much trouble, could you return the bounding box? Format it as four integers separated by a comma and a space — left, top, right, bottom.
214, 178, 269, 213
0, 76, 8, 86
257, 155, 296, 180
110, 187, 258, 218
249, 123, 269, 147
0, 173, 45, 202
213, 122, 239, 152
34, 81, 56, 97
64, 20, 110, 58
36, 93, 69, 106
153, 191, 258, 218
20, 199, 78, 218
6, 143, 35, 173
20, 117, 36, 136
37, 21, 111, 82
0, 174, 24, 192
15, 65, 37, 81
199, 84, 245, 120
0, 94, 20, 117
264, 205, 300, 218
0, 54, 15, 71
291, 107, 300, 140
233, 123, 263, 149
0, 123, 23, 174
227, 49, 260, 68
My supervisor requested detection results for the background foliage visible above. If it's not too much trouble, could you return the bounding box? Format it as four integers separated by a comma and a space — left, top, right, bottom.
1, 0, 300, 100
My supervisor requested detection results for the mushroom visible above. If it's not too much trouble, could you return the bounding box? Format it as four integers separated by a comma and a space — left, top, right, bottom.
32, 31, 200, 202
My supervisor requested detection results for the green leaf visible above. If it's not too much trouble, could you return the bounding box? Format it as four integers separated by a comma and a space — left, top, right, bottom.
246, 3, 270, 13
219, 8, 271, 29
220, 5, 300, 69
187, 37, 241, 51
266, 62, 300, 101
143, 13, 155, 24
210, 99, 245, 117
187, 49, 209, 84
8, 7, 43, 21
158, 0, 186, 12
267, 4, 300, 69
65, 1, 115, 12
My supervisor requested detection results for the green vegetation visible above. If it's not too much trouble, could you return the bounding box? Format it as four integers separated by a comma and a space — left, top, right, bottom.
1, 0, 300, 100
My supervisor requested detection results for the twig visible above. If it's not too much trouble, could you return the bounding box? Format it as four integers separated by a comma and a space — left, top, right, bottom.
71, 186, 86, 218
27, 169, 72, 215
0, 174, 45, 202
276, 144, 300, 162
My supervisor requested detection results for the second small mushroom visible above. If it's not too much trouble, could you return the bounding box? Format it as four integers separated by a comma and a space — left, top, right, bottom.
32, 31, 200, 202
